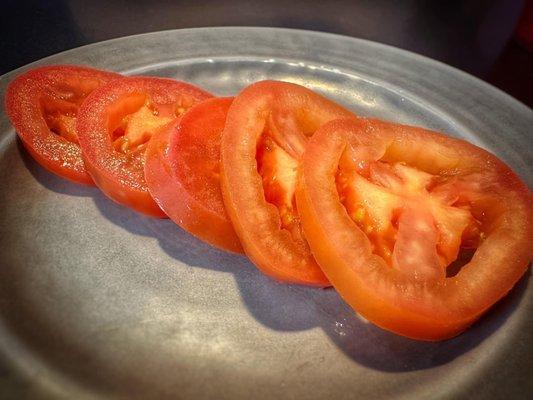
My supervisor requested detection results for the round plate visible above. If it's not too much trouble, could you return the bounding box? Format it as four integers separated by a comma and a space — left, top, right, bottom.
0, 28, 531, 400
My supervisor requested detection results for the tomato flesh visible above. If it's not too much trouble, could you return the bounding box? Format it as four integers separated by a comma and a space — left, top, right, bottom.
5, 65, 121, 184
220, 80, 356, 285
77, 76, 213, 217
256, 136, 302, 240
297, 117, 533, 340
113, 102, 172, 152
337, 160, 478, 278
144, 97, 243, 252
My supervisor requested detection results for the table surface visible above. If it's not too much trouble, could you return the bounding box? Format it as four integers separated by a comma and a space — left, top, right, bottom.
1, 0, 532, 107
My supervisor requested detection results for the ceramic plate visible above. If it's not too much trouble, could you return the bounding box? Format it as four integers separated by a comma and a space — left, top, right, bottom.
0, 27, 531, 400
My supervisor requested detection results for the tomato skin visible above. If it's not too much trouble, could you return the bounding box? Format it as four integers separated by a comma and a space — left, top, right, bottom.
220, 80, 355, 286
296, 118, 533, 340
5, 65, 121, 184
145, 97, 243, 252
77, 76, 212, 217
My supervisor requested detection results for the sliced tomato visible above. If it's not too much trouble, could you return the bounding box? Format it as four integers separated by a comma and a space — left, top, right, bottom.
76, 76, 212, 217
297, 118, 532, 340
144, 97, 242, 252
220, 81, 356, 285
5, 65, 121, 184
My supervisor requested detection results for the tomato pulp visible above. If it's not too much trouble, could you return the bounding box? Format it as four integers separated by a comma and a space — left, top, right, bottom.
296, 118, 533, 340
77, 76, 213, 217
145, 97, 242, 252
220, 81, 355, 285
5, 65, 121, 184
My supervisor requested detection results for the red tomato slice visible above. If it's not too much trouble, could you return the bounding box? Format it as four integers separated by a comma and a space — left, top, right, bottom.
76, 76, 212, 217
297, 118, 533, 340
5, 65, 121, 184
144, 97, 242, 252
220, 81, 356, 285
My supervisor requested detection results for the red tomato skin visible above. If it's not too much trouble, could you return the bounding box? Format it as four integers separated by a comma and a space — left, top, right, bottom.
145, 97, 243, 252
76, 76, 213, 218
296, 117, 533, 340
5, 65, 122, 184
220, 80, 356, 286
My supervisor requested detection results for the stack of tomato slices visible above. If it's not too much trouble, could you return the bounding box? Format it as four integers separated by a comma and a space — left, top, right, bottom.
6, 65, 532, 341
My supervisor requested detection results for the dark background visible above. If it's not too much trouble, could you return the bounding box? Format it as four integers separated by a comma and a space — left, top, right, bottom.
1, 0, 532, 106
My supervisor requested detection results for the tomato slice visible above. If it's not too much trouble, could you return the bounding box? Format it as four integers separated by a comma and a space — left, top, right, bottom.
144, 97, 242, 252
220, 81, 356, 285
5, 65, 121, 184
76, 76, 213, 217
297, 118, 532, 340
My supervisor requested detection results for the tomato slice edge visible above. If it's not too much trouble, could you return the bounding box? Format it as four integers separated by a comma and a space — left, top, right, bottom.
145, 97, 243, 253
5, 65, 122, 184
296, 117, 533, 340
77, 76, 213, 217
220, 80, 356, 285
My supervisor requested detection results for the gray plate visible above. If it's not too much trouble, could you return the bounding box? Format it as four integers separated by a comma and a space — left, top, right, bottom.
0, 27, 531, 400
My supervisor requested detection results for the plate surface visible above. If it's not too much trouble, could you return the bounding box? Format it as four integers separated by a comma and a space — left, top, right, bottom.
0, 27, 531, 400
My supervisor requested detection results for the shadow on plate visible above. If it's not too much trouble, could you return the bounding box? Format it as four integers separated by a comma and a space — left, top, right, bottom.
105, 204, 529, 372
16, 141, 531, 375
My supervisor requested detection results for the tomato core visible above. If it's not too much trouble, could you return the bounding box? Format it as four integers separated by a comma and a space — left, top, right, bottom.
255, 106, 320, 251
107, 93, 197, 158
336, 155, 482, 280
257, 135, 300, 238
41, 77, 105, 144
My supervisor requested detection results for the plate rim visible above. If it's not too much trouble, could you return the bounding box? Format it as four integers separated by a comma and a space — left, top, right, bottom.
0, 26, 531, 115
